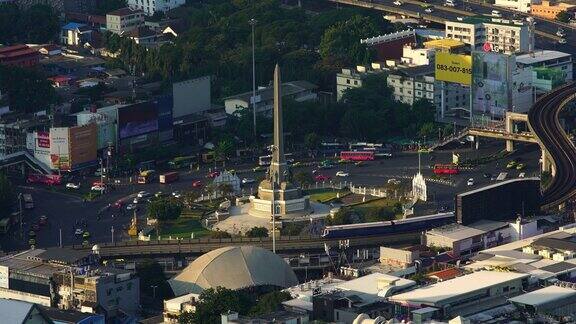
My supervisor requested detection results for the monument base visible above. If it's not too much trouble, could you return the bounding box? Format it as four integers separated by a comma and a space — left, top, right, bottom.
248, 196, 312, 219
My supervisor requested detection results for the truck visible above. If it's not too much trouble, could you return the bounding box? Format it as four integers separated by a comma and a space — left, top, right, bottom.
159, 172, 179, 184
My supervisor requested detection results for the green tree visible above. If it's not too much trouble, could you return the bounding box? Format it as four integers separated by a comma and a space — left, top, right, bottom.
245, 226, 268, 238
136, 259, 174, 301
249, 291, 291, 316
218, 183, 234, 200
182, 287, 252, 323
147, 198, 182, 221
293, 171, 313, 187
304, 132, 320, 151
556, 10, 572, 23
214, 138, 234, 168
210, 230, 232, 239
0, 4, 58, 43
95, 0, 127, 15
0, 65, 59, 114
319, 15, 380, 64
0, 174, 15, 213
326, 208, 354, 225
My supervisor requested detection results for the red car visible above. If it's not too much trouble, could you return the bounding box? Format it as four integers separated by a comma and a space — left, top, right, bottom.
314, 174, 330, 182
207, 171, 220, 178
113, 200, 124, 209
192, 180, 203, 188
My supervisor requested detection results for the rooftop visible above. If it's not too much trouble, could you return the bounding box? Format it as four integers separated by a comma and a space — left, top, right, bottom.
224, 80, 317, 104
107, 7, 142, 16
516, 50, 572, 65
458, 177, 539, 197
0, 299, 37, 324
62, 22, 87, 31
427, 223, 485, 241
509, 285, 576, 306
389, 271, 529, 305
424, 38, 466, 49
389, 64, 434, 78
427, 267, 463, 281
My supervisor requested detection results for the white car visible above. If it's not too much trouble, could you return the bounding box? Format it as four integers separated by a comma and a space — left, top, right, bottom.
66, 182, 80, 190
242, 178, 256, 184
467, 178, 474, 186
133, 197, 142, 204
424, 7, 434, 13
518, 172, 525, 178
557, 28, 566, 37
126, 203, 137, 210
74, 228, 84, 236
336, 171, 349, 177
172, 191, 182, 198
393, 0, 403, 5
91, 185, 105, 192
387, 178, 401, 185
491, 10, 502, 17
137, 191, 151, 198
559, 38, 567, 44
445, 1, 456, 7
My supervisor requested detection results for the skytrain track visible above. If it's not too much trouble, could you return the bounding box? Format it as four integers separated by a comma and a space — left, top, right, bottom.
528, 82, 576, 209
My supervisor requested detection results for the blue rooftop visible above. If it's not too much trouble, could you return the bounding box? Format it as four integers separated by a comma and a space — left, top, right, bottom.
62, 22, 87, 30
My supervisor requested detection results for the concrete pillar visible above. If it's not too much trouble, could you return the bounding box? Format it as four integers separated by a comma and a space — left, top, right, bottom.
506, 140, 514, 152
541, 149, 555, 176
505, 113, 514, 152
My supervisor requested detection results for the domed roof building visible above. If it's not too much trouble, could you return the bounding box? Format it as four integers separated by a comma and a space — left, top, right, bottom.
169, 246, 299, 296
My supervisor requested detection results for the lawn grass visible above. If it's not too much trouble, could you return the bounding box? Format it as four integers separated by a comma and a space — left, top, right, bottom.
304, 188, 349, 203
349, 198, 405, 220
158, 217, 210, 239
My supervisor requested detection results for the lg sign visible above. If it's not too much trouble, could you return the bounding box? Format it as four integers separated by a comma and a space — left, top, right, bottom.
483, 42, 502, 53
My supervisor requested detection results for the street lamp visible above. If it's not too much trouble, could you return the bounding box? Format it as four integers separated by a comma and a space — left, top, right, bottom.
151, 285, 158, 299
249, 18, 258, 140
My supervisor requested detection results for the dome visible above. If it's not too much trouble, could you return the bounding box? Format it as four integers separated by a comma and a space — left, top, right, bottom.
169, 246, 298, 296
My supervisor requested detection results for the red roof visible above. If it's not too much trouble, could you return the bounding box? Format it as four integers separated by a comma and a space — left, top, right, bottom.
427, 267, 462, 281
0, 44, 30, 54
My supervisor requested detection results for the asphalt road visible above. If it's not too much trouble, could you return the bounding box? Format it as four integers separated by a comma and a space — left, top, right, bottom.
363, 0, 576, 54
0, 138, 542, 252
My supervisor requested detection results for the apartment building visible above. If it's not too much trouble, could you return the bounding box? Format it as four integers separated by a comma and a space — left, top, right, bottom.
128, 0, 186, 16
106, 8, 145, 35
516, 50, 573, 91
336, 64, 386, 101
445, 16, 533, 54
531, 0, 576, 19
386, 65, 470, 117
494, 0, 534, 13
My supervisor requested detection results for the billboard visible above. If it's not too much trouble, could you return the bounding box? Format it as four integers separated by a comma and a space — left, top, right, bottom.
69, 124, 97, 168
36, 131, 50, 148
118, 102, 158, 139
50, 127, 70, 170
435, 52, 472, 85
471, 52, 513, 119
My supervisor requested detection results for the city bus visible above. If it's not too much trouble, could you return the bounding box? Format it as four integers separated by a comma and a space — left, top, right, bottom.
433, 164, 459, 175
258, 153, 294, 166
319, 142, 347, 155
349, 142, 391, 157
137, 170, 156, 184
339, 151, 375, 161
22, 193, 34, 209
168, 156, 197, 169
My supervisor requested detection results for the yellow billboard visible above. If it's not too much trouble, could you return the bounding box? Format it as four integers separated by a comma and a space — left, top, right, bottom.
435, 52, 472, 85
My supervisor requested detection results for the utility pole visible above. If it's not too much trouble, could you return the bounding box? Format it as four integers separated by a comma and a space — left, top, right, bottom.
249, 18, 258, 141
151, 285, 158, 299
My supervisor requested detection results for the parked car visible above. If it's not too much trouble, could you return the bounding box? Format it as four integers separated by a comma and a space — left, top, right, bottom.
66, 182, 81, 190
335, 171, 349, 177
242, 178, 256, 184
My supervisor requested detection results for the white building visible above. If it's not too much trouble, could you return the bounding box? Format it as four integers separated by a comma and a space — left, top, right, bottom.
386, 65, 470, 118
106, 8, 145, 35
445, 16, 533, 54
336, 63, 387, 101
494, 0, 536, 12
128, 0, 185, 16
401, 45, 435, 66
163, 293, 200, 323
516, 50, 573, 92
224, 81, 317, 116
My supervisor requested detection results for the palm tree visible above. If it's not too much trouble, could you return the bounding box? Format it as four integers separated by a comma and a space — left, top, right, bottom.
214, 139, 234, 169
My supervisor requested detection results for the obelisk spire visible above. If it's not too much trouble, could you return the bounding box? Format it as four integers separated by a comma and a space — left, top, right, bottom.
271, 64, 286, 184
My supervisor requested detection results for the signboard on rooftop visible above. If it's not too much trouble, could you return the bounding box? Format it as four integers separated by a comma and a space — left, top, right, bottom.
435, 52, 472, 85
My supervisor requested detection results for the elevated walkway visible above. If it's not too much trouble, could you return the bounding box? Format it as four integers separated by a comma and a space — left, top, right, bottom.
0, 151, 52, 175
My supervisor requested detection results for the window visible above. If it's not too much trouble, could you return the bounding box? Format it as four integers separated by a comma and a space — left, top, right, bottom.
346, 79, 350, 84
354, 80, 358, 85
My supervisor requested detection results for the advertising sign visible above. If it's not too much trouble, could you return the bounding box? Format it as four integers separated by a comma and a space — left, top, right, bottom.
471, 52, 512, 119
118, 102, 158, 139
36, 131, 50, 148
435, 52, 472, 85
50, 127, 70, 170
69, 124, 97, 168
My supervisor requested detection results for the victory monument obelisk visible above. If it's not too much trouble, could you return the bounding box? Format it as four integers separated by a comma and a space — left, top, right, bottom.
249, 64, 311, 219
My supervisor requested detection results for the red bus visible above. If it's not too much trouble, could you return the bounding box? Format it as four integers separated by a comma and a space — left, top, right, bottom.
27, 174, 62, 185
433, 164, 459, 175
340, 151, 375, 161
